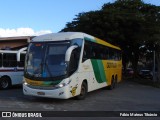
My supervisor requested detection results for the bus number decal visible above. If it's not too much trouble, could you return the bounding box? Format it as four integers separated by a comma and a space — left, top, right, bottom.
107, 62, 117, 68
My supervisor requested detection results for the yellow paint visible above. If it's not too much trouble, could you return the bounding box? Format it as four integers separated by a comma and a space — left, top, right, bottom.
95, 37, 121, 50
71, 87, 77, 96
25, 78, 43, 86
102, 60, 122, 86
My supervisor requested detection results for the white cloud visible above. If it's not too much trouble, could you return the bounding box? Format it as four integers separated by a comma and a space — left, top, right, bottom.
0, 28, 52, 37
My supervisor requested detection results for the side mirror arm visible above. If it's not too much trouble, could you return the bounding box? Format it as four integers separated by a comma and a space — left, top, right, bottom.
65, 45, 78, 62
17, 47, 27, 62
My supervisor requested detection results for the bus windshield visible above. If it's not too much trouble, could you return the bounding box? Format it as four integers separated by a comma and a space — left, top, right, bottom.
25, 42, 69, 79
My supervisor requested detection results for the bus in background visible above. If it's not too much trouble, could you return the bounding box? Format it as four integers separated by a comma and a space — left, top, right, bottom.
23, 32, 122, 99
0, 47, 27, 89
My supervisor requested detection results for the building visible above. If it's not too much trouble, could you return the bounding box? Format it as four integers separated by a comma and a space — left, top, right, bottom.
0, 36, 35, 50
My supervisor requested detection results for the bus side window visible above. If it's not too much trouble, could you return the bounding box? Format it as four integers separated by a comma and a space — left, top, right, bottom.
0, 54, 2, 67
109, 48, 115, 60
18, 54, 26, 67
69, 49, 80, 75
3, 53, 17, 67
83, 41, 91, 62
113, 50, 121, 61
92, 43, 99, 59
105, 48, 109, 60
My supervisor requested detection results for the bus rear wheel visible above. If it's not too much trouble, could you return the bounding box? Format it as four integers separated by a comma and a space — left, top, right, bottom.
0, 76, 11, 90
108, 77, 116, 90
76, 81, 87, 100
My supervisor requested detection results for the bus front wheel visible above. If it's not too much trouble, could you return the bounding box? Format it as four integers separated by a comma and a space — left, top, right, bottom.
76, 81, 87, 100
0, 76, 11, 90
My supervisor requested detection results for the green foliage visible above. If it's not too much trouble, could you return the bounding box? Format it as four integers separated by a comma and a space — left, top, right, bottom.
61, 0, 160, 73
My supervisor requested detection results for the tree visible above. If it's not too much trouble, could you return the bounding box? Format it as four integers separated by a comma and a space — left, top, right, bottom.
61, 0, 160, 80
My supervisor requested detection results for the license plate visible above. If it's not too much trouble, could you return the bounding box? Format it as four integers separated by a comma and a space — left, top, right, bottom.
37, 92, 45, 95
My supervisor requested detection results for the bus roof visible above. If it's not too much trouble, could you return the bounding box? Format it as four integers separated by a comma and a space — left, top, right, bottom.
0, 50, 25, 54
32, 32, 121, 50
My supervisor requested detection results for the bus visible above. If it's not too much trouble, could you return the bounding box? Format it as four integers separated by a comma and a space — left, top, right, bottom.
0, 47, 27, 89
23, 32, 122, 99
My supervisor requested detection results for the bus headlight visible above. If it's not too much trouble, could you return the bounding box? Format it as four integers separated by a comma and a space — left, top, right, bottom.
24, 82, 28, 86
23, 79, 28, 85
58, 83, 66, 88
56, 80, 71, 88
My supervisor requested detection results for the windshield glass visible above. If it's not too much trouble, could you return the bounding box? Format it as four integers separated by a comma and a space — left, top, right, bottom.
44, 43, 68, 77
26, 43, 45, 77
25, 42, 69, 79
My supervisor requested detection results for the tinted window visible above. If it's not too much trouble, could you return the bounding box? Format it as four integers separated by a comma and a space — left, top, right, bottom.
83, 40, 121, 61
18, 53, 26, 67
3, 53, 17, 67
0, 54, 2, 67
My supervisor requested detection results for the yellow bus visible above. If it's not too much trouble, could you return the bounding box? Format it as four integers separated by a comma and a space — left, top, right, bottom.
23, 32, 122, 99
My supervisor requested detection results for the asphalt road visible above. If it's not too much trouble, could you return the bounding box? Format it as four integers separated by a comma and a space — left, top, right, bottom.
0, 80, 160, 119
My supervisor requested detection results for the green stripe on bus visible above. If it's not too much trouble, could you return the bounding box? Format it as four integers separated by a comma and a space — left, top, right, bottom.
42, 80, 62, 86
97, 60, 107, 82
91, 59, 106, 83
84, 37, 96, 43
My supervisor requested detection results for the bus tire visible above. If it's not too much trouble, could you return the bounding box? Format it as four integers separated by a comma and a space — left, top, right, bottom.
0, 76, 11, 90
108, 76, 116, 90
115, 75, 118, 88
76, 81, 87, 100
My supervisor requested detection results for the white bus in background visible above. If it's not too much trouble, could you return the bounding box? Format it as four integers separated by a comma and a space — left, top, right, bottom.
0, 47, 27, 89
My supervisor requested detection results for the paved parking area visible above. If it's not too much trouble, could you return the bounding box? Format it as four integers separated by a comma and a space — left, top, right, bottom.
0, 80, 160, 111
0, 80, 160, 119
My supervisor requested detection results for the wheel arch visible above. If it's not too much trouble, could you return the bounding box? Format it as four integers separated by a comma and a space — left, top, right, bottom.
76, 79, 88, 100
82, 79, 88, 91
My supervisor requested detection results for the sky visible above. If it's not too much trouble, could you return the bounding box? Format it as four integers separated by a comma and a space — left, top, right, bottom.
0, 0, 159, 37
